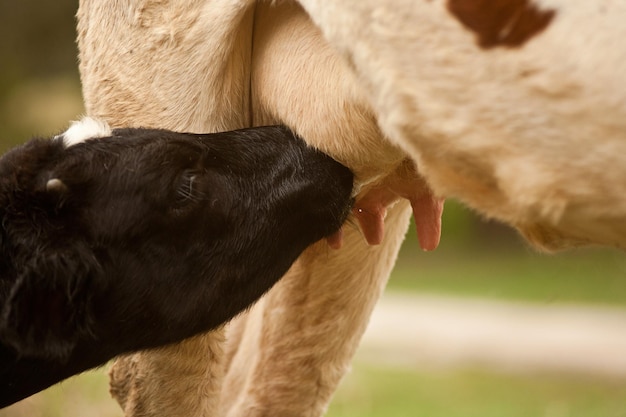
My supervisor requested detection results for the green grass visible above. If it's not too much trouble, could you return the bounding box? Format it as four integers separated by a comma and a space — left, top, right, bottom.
0, 368, 120, 417
390, 201, 626, 306
328, 363, 626, 417
390, 247, 626, 306
4, 363, 625, 417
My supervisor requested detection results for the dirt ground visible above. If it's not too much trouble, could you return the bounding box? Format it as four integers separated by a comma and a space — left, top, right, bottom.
359, 293, 626, 377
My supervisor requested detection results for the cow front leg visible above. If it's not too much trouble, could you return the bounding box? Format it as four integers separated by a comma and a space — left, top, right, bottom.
110, 330, 226, 417
219, 201, 412, 417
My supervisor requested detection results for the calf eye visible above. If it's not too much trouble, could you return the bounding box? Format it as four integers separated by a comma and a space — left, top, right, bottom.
173, 170, 201, 210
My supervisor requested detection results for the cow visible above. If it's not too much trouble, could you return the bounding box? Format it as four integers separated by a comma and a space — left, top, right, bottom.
76, 0, 626, 415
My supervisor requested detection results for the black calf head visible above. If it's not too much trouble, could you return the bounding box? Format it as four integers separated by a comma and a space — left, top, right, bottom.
0, 120, 353, 364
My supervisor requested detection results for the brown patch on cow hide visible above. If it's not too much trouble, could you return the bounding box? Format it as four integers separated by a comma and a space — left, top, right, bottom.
447, 0, 556, 48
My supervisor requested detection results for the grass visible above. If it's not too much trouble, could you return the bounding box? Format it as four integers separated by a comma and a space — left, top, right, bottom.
3, 363, 625, 417
0, 369, 120, 417
389, 201, 626, 306
328, 363, 626, 417
390, 246, 626, 306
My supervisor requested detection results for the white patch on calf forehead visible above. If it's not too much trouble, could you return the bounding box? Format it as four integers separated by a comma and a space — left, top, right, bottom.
56, 117, 112, 147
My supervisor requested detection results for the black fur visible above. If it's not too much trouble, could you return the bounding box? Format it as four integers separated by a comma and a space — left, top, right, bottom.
0, 125, 353, 407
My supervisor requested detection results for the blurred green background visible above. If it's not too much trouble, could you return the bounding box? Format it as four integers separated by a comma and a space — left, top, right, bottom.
1, 2, 624, 416
0, 0, 83, 147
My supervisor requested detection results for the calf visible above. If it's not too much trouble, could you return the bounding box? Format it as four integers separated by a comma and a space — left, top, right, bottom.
0, 119, 353, 408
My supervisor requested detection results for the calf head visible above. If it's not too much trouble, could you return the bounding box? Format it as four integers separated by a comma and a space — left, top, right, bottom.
0, 119, 353, 363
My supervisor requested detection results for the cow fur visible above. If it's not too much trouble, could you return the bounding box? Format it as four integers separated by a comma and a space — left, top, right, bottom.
298, 0, 626, 251
76, 0, 626, 416
0, 121, 353, 408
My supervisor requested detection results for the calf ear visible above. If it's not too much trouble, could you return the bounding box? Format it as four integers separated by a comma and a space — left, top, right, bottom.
0, 244, 104, 359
